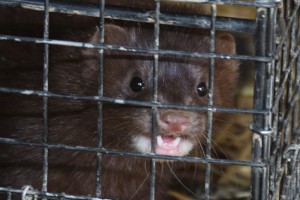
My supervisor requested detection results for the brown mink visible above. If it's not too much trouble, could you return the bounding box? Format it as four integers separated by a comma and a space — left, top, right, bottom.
0, 20, 239, 199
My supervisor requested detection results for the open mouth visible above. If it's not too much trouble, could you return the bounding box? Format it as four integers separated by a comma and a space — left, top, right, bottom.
132, 134, 194, 156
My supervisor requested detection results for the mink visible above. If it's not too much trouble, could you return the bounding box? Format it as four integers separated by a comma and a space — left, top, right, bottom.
0, 11, 239, 200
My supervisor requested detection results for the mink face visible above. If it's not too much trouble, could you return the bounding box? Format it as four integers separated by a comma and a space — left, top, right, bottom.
98, 25, 239, 157
0, 23, 238, 199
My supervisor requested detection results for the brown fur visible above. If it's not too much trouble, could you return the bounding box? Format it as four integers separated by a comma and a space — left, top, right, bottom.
0, 14, 238, 200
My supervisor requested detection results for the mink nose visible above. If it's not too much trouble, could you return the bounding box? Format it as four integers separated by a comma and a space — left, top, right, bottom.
159, 111, 189, 133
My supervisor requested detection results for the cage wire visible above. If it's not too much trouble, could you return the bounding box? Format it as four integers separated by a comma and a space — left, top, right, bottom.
0, 0, 299, 200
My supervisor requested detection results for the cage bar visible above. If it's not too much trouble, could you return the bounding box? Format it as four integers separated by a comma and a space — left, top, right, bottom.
251, 7, 270, 200
0, 86, 270, 115
149, 0, 161, 198
203, 3, 217, 200
0, 0, 257, 33
0, 136, 267, 167
42, 0, 50, 195
95, 0, 105, 198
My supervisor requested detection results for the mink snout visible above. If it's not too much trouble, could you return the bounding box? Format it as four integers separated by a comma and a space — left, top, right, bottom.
158, 110, 191, 133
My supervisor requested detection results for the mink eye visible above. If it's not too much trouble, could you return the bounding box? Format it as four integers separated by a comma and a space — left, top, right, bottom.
197, 82, 207, 97
130, 76, 145, 92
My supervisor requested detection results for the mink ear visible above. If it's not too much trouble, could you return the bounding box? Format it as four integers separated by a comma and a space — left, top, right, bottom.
215, 32, 239, 77
215, 32, 236, 55
89, 24, 137, 46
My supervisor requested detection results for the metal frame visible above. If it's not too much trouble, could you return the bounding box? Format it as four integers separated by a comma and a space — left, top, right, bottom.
0, 0, 299, 199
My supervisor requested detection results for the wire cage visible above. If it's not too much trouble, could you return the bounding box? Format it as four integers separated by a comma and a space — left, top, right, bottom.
0, 0, 299, 199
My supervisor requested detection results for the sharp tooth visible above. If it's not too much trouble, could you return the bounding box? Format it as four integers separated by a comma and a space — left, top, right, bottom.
157, 135, 163, 146
172, 137, 181, 147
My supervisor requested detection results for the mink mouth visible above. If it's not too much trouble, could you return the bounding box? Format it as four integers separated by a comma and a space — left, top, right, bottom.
132, 134, 194, 156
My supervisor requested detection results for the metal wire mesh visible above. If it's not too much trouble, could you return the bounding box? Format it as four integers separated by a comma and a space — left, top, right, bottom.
0, 0, 298, 199
267, 0, 300, 199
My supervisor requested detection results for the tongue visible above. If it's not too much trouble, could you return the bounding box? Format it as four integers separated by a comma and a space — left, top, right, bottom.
160, 135, 176, 143
156, 135, 181, 155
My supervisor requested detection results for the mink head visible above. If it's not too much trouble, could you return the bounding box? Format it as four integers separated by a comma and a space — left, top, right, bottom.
51, 24, 239, 157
